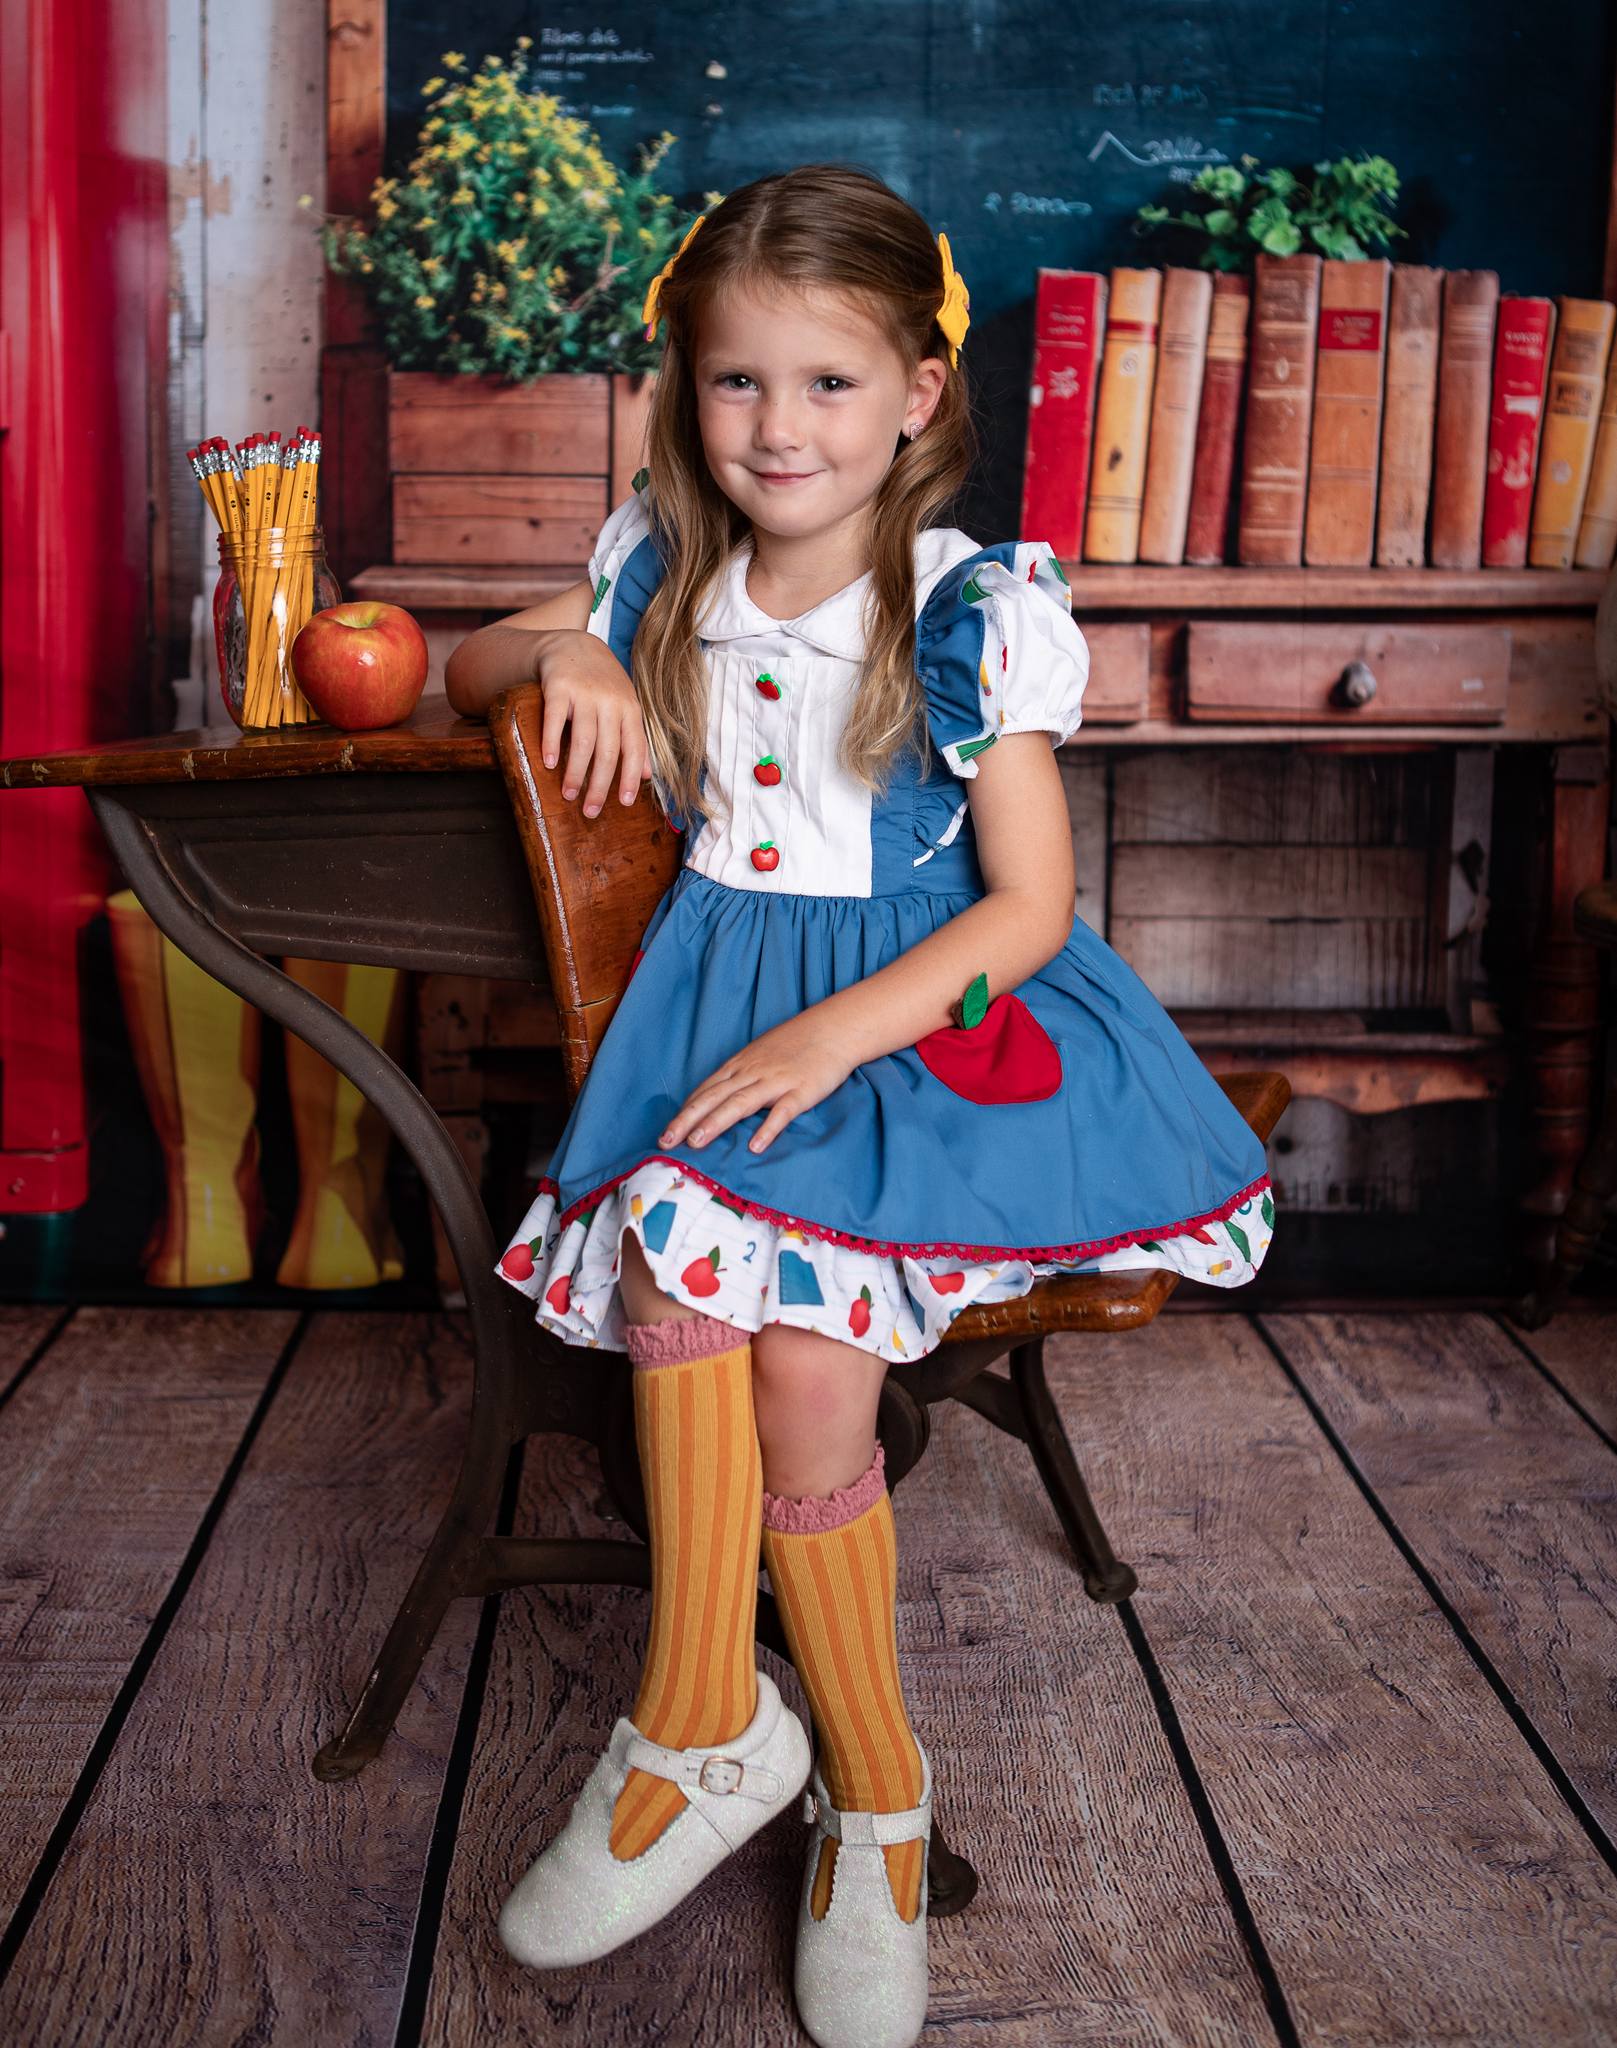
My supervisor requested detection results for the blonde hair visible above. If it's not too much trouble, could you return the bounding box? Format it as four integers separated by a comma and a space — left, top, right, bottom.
631, 162, 979, 831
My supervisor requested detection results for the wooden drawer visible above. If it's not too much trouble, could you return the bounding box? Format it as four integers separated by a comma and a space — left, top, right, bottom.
392, 475, 608, 567
1076, 622, 1149, 723
1186, 620, 1512, 724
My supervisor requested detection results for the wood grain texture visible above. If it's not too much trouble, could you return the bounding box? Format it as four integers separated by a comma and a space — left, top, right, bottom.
1510, 1313, 1617, 1440
0, 1309, 298, 1929
1263, 1310, 1617, 1844
1066, 1312, 1617, 2043
1186, 621, 1511, 724
0, 696, 495, 787
424, 1374, 1275, 2044
0, 1311, 483, 2047
392, 475, 607, 569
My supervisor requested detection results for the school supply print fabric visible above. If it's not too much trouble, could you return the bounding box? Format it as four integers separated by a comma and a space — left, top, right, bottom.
497, 485, 1275, 1363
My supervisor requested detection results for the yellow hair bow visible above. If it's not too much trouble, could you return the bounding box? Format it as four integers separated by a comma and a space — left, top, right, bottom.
935, 231, 971, 368
642, 213, 706, 341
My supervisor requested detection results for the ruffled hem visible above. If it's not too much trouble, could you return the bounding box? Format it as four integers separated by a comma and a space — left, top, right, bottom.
495, 1156, 1275, 1364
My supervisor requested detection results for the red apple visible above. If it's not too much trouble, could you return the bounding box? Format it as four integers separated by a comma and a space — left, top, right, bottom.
291, 600, 429, 730
751, 840, 780, 872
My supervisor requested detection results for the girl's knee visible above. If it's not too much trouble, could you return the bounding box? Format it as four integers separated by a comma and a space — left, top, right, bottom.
618, 1229, 699, 1325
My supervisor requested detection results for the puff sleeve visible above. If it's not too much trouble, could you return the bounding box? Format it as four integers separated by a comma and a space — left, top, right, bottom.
928, 545, 1089, 780
583, 478, 656, 654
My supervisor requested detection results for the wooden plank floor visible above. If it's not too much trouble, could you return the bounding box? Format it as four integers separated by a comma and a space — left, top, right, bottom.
0, 1304, 1613, 2045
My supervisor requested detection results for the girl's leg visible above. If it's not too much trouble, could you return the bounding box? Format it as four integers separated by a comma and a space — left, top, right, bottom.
609, 1232, 764, 1860
753, 1321, 927, 1924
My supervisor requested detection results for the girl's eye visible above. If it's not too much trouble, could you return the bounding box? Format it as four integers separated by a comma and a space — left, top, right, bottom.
714, 375, 853, 393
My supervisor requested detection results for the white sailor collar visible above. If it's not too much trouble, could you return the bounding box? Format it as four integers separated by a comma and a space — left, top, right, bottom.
695, 526, 985, 661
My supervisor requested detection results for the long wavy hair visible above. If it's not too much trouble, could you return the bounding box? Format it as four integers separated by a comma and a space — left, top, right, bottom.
631, 163, 979, 832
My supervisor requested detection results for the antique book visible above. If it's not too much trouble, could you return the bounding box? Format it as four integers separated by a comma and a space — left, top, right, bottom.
1429, 270, 1500, 570
1139, 267, 1214, 564
1375, 266, 1443, 566
1236, 253, 1322, 566
1083, 268, 1162, 563
1304, 258, 1392, 566
1480, 295, 1556, 568
1530, 297, 1616, 568
1018, 270, 1108, 559
1573, 329, 1617, 569
1184, 273, 1253, 565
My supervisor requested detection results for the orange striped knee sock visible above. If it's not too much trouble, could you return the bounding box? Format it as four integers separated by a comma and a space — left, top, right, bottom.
760, 1443, 926, 1924
611, 1311, 762, 1861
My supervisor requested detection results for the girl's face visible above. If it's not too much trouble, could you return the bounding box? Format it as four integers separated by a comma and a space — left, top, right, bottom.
694, 278, 946, 545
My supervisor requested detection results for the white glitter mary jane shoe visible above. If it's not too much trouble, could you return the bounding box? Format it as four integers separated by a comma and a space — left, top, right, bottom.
793, 1741, 934, 2048
498, 1667, 811, 1970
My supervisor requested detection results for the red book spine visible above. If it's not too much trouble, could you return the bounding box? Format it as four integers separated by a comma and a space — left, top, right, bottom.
1019, 270, 1107, 557
1481, 295, 1556, 568
1184, 273, 1252, 565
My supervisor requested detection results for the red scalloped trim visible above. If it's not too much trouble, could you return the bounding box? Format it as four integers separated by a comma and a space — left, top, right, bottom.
534, 1158, 1273, 1263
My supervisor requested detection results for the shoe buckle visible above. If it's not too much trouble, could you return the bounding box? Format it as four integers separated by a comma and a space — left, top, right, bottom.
698, 1753, 745, 1795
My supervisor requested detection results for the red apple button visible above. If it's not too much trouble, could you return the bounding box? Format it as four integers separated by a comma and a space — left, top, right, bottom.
754, 754, 782, 785
914, 992, 1062, 1104
290, 601, 429, 731
751, 840, 780, 872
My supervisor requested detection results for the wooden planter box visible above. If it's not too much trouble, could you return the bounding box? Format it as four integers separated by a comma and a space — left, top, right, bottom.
387, 369, 655, 568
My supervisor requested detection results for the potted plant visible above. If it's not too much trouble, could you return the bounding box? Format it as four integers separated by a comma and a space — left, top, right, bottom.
320, 40, 708, 569
1133, 150, 1408, 269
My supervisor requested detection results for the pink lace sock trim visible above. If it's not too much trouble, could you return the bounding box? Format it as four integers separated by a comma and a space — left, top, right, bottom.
761, 1442, 887, 1534
624, 1311, 748, 1370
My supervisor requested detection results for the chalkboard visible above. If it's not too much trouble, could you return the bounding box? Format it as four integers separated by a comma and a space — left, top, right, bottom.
385, 0, 1615, 538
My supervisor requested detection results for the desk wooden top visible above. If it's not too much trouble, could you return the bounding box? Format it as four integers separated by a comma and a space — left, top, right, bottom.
0, 696, 495, 789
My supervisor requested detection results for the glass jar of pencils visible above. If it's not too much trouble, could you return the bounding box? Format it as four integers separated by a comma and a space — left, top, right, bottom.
213, 524, 341, 730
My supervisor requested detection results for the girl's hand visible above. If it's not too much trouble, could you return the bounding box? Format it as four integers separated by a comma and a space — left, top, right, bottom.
658, 1012, 858, 1156
534, 631, 656, 815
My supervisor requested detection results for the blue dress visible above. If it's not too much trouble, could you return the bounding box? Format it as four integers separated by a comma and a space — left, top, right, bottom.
496, 487, 1275, 1361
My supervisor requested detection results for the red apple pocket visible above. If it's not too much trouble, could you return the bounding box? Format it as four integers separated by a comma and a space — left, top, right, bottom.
914, 992, 1063, 1105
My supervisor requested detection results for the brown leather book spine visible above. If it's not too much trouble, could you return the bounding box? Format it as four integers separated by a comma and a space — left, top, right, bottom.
1375, 267, 1443, 566
1429, 270, 1500, 570
1184, 274, 1252, 566
1139, 267, 1215, 564
1303, 259, 1391, 566
1083, 268, 1163, 563
1574, 341, 1617, 569
1237, 253, 1322, 566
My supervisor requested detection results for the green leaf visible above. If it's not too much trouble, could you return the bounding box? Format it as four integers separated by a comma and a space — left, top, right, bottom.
1225, 1220, 1251, 1260
1261, 1193, 1274, 1227
961, 972, 989, 1029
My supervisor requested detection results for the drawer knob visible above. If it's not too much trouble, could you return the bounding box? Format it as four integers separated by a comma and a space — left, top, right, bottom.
1334, 659, 1378, 708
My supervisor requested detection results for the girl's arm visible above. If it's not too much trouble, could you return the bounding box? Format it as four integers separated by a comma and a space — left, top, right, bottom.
444, 581, 655, 815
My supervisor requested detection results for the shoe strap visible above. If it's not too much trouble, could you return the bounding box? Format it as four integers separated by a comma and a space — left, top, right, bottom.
625, 1732, 785, 1804
802, 1789, 932, 1846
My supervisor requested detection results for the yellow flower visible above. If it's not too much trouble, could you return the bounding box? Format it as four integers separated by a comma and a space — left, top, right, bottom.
531, 197, 550, 217
422, 76, 445, 94
934, 231, 971, 367
375, 198, 397, 220
476, 145, 492, 163
557, 161, 583, 190
502, 325, 528, 342
360, 260, 373, 273
488, 280, 507, 301
517, 265, 537, 282
547, 265, 567, 288
416, 215, 435, 230
451, 185, 475, 206
446, 131, 474, 160
414, 294, 435, 309
441, 50, 464, 69
638, 226, 656, 246
493, 239, 521, 263
516, 34, 532, 50
422, 118, 443, 136
410, 174, 431, 191
642, 213, 706, 337
420, 256, 442, 273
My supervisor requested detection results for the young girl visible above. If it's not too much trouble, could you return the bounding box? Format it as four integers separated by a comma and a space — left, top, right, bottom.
446, 162, 1274, 2048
